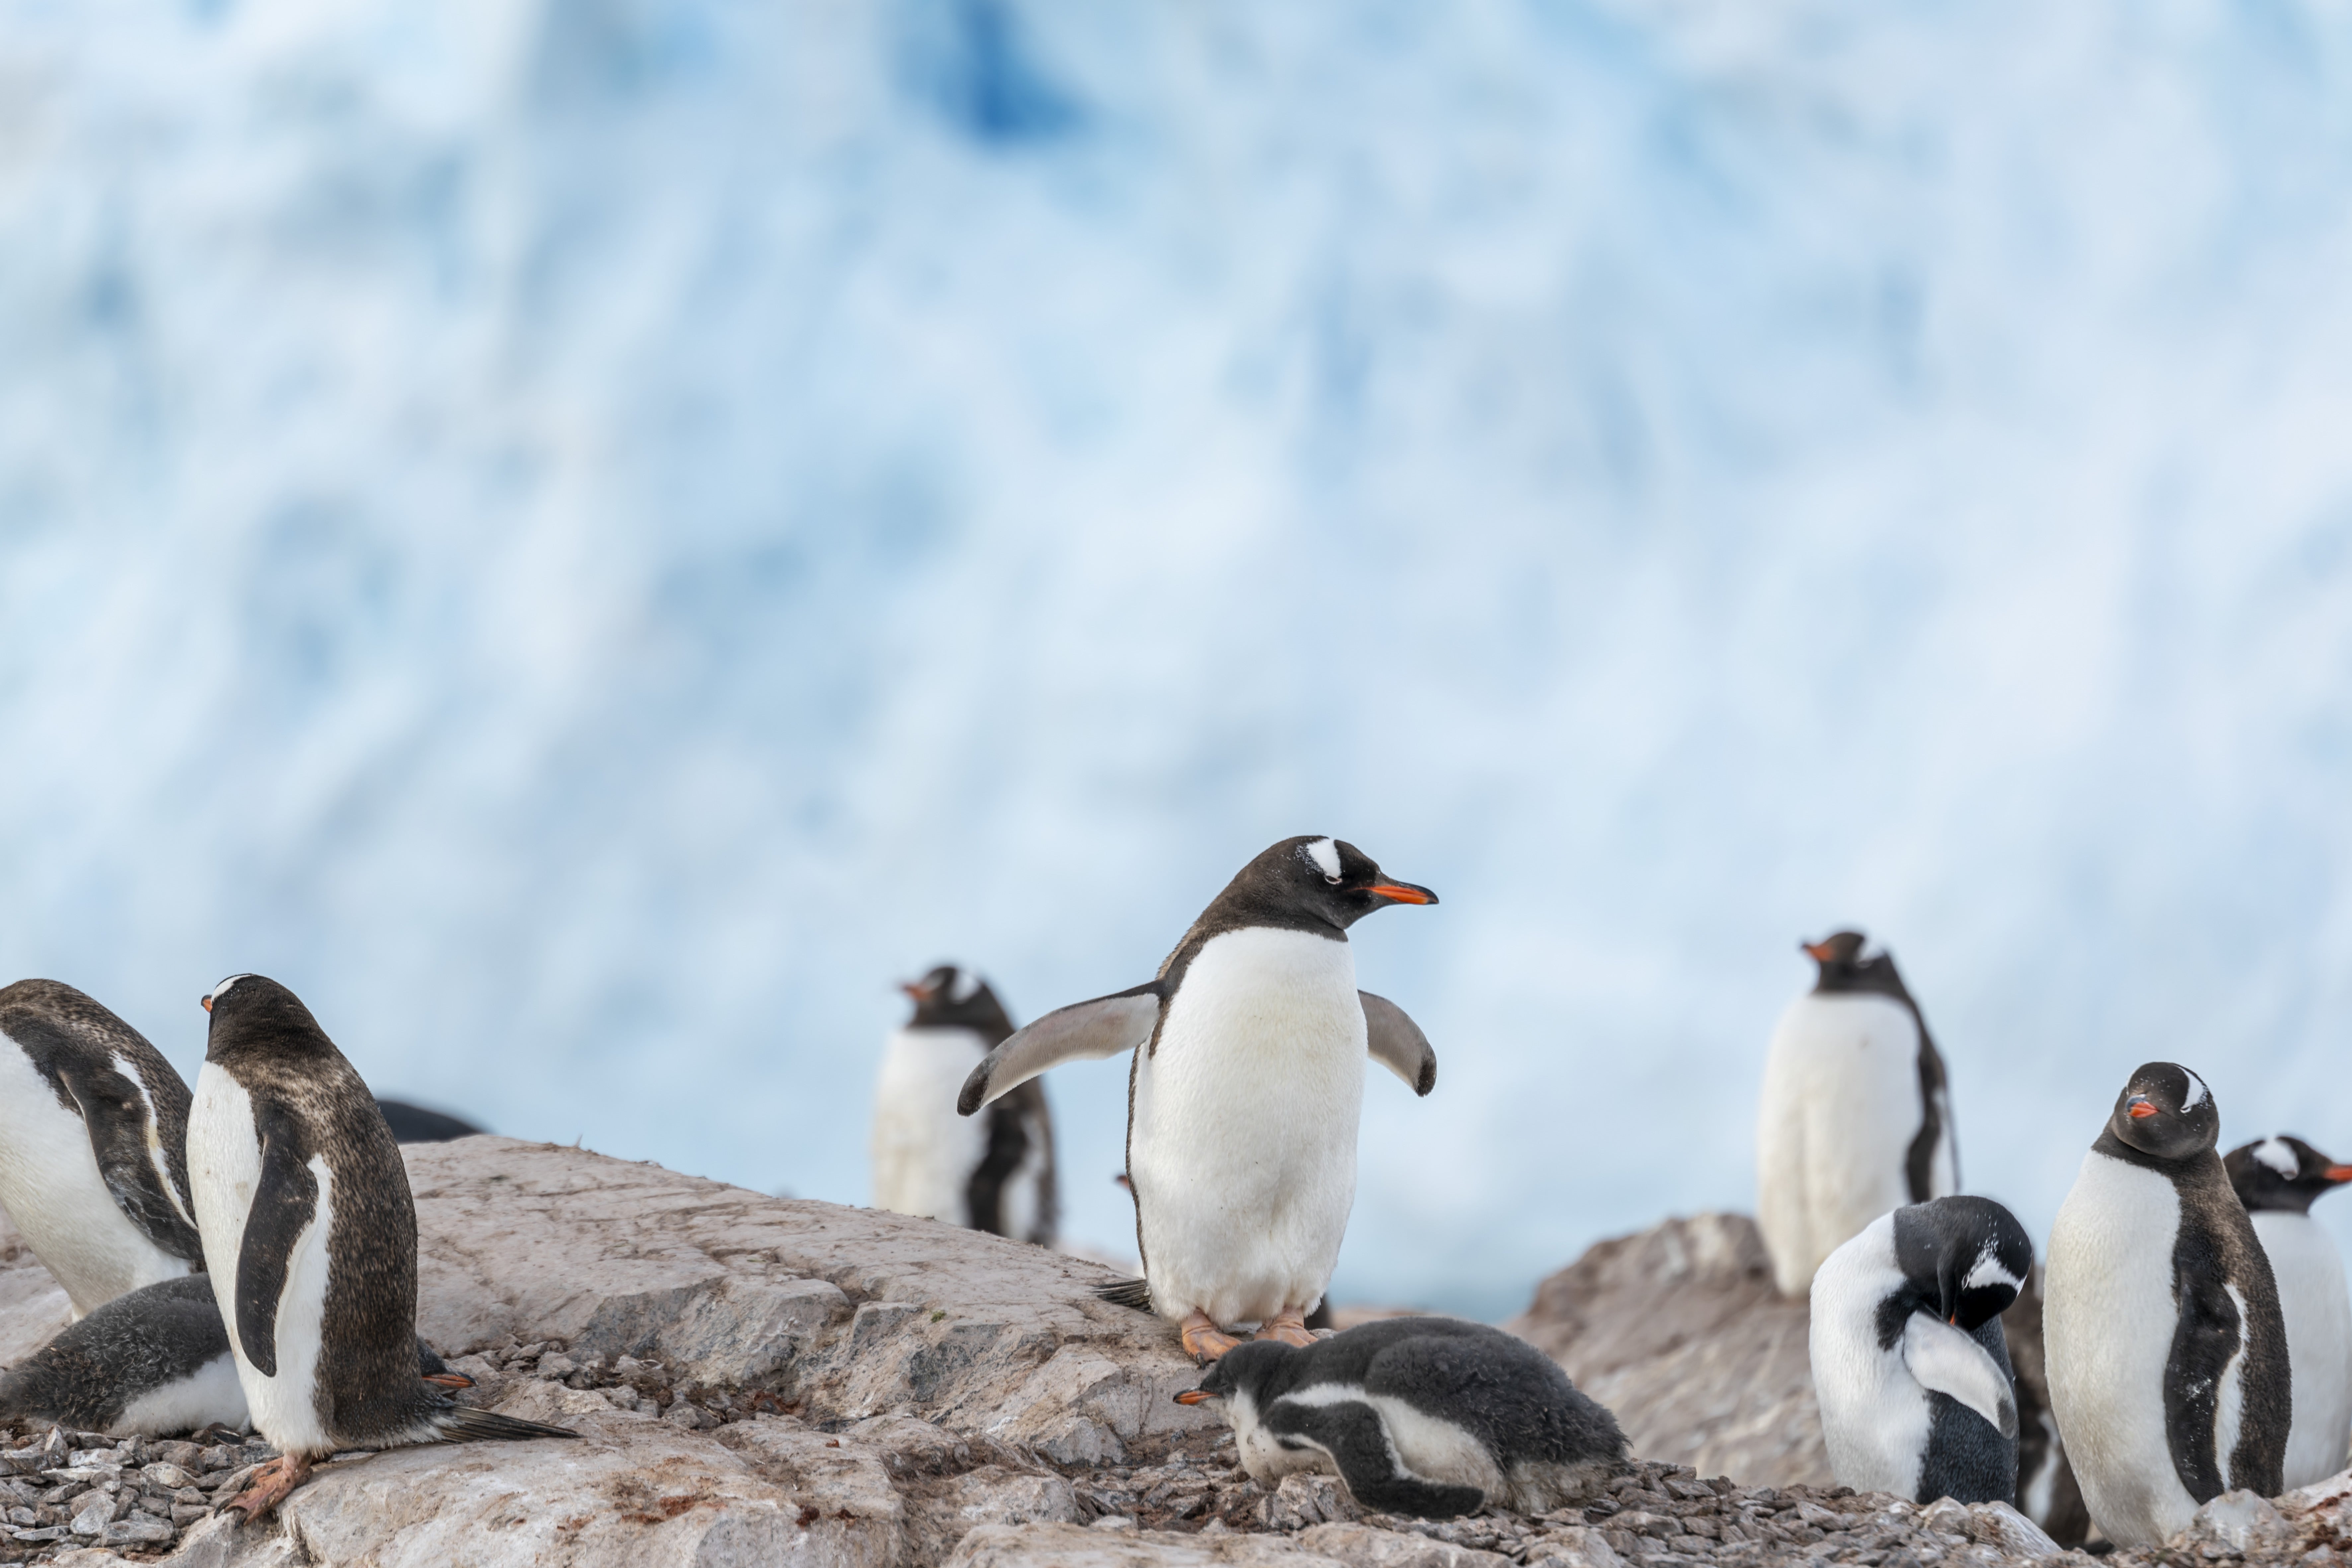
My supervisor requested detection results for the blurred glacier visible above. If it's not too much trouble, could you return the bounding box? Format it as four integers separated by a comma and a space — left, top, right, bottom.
3, 0, 2352, 1318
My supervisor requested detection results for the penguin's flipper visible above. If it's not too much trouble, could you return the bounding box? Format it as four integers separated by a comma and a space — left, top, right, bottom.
1901, 1312, 2018, 1440
1361, 992, 1436, 1097
1265, 1395, 1486, 1518
55, 1058, 205, 1263
234, 1122, 323, 1379
957, 983, 1162, 1115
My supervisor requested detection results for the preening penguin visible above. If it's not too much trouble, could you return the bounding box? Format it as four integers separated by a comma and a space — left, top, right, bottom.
872, 965, 1056, 1244
2226, 1135, 2352, 1488
957, 836, 1439, 1360
1756, 931, 1957, 1297
1173, 1317, 1628, 1517
1810, 1197, 2031, 1505
2045, 1063, 2289, 1547
186, 974, 573, 1521
0, 979, 205, 1316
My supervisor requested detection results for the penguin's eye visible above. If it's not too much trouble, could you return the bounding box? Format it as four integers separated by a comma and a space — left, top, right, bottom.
1325, 873, 1341, 885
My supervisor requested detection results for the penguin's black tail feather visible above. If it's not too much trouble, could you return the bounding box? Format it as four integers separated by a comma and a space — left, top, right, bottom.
438, 1406, 580, 1442
1093, 1276, 1154, 1314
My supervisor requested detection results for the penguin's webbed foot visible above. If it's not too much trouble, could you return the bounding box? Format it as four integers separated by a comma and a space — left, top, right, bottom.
1179, 1311, 1243, 1362
1252, 1310, 1317, 1348
225, 1453, 314, 1524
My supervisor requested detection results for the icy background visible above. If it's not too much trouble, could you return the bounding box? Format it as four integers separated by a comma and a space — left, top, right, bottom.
4, 0, 2352, 1319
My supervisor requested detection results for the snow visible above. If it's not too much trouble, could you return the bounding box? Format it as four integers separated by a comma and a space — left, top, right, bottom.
3, 0, 2352, 1319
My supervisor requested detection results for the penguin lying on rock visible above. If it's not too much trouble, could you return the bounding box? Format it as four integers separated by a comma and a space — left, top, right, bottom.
188, 974, 574, 1521
1811, 1196, 2031, 1506
1174, 1317, 1628, 1518
0, 1275, 472, 1437
2226, 1135, 2352, 1489
0, 979, 207, 1316
2046, 1062, 2290, 1546
958, 836, 1439, 1361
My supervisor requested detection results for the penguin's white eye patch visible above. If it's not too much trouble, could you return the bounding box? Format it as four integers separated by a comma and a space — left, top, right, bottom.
948, 969, 981, 1005
1302, 837, 1341, 881
1964, 1244, 2022, 1294
2179, 1068, 2212, 1110
205, 975, 247, 1004
2255, 1138, 2300, 1178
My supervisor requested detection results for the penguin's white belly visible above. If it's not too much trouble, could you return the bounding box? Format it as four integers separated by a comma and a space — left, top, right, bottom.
113, 1352, 249, 1437
2046, 1151, 2195, 1547
1130, 928, 1364, 1326
1809, 1214, 1931, 1499
2253, 1210, 2352, 1488
1756, 994, 1928, 1296
871, 1029, 990, 1226
0, 1041, 190, 1316
189, 1065, 336, 1455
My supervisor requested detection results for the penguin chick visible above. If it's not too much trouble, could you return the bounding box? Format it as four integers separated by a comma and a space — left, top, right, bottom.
187, 974, 574, 1522
872, 965, 1057, 1244
1811, 1196, 2031, 1505
958, 836, 1438, 1361
1173, 1317, 1627, 1517
0, 980, 205, 1316
0, 1274, 471, 1438
1756, 932, 1957, 1297
2226, 1135, 2352, 1488
2046, 1063, 2290, 1546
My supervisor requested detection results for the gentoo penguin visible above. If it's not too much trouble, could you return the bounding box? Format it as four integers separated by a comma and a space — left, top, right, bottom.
1756, 931, 1957, 1297
1173, 1316, 1627, 1517
0, 979, 205, 1316
374, 1100, 485, 1143
957, 836, 1438, 1360
0, 1275, 470, 1437
1810, 1196, 2031, 1505
2045, 1063, 2290, 1546
186, 974, 572, 1519
871, 965, 1056, 1244
2226, 1135, 2352, 1488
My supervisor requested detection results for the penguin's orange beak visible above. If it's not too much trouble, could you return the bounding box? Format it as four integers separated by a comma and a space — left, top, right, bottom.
2327, 1167, 2352, 1183
200, 996, 211, 1013
423, 1372, 474, 1390
1803, 940, 1836, 962
899, 982, 927, 1001
1174, 1389, 1213, 1406
2127, 1097, 2159, 1119
1368, 883, 1437, 906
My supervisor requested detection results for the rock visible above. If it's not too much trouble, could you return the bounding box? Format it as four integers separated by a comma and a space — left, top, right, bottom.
945, 1522, 1340, 1566
1966, 1500, 2062, 1559
401, 1138, 1218, 1458
2178, 1490, 2293, 1554
1256, 1475, 1359, 1531
1296, 1521, 1519, 1567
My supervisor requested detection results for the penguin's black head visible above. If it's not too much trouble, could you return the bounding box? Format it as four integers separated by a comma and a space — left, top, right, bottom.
1891, 1195, 2033, 1331
1802, 930, 1912, 999
2108, 1061, 2220, 1161
1173, 1340, 1287, 1407
200, 974, 327, 1058
1237, 836, 1437, 932
899, 965, 1013, 1036
2225, 1135, 2352, 1215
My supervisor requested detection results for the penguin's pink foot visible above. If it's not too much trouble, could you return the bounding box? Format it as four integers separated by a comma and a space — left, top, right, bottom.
1252, 1310, 1317, 1348
226, 1453, 314, 1524
1180, 1312, 1243, 1362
